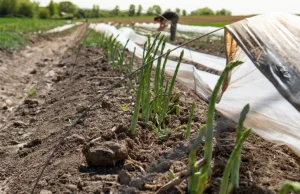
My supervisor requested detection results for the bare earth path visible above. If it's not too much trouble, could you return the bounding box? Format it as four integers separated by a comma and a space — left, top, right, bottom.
0, 25, 86, 193
0, 25, 86, 129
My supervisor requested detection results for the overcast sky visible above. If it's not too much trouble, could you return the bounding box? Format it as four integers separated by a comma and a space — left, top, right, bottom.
36, 0, 300, 15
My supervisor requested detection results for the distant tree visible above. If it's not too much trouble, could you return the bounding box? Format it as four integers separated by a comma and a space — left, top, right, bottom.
152, 5, 162, 15
176, 8, 180, 15
18, 0, 34, 18
216, 8, 232, 16
128, 4, 135, 16
74, 8, 86, 18
190, 7, 214, 16
111, 5, 119, 16
146, 7, 153, 16
58, 1, 76, 14
47, 0, 55, 16
182, 9, 187, 16
137, 5, 142, 16
0, 0, 18, 16
39, 7, 50, 19
91, 5, 99, 18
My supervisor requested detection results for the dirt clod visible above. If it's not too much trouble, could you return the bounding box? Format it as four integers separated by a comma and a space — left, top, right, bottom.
24, 99, 39, 106
82, 141, 128, 167
30, 69, 37, 74
129, 176, 145, 190
23, 138, 42, 148
101, 100, 112, 109
118, 170, 132, 185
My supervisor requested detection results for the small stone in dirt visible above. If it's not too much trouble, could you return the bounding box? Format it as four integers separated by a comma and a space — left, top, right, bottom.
23, 138, 41, 148
150, 159, 173, 173
82, 141, 128, 167
40, 190, 52, 194
45, 70, 56, 78
30, 69, 37, 74
0, 102, 7, 110
38, 180, 48, 187
5, 99, 13, 106
129, 177, 145, 190
118, 170, 131, 185
101, 100, 111, 109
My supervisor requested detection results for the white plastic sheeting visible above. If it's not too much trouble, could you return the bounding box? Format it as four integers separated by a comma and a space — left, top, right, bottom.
46, 22, 82, 33
134, 22, 224, 36
90, 17, 300, 156
216, 48, 300, 156
115, 27, 226, 71
90, 23, 219, 100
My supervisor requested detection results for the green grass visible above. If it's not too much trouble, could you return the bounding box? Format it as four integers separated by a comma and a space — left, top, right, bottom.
0, 18, 68, 50
0, 18, 67, 33
82, 30, 106, 47
189, 22, 230, 27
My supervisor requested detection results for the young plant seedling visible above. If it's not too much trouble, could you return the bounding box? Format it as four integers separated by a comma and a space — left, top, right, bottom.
279, 181, 300, 194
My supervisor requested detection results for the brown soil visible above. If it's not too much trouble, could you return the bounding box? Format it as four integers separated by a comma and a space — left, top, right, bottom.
93, 16, 251, 25
0, 30, 299, 194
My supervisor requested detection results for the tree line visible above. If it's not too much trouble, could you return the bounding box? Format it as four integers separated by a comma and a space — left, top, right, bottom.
0, 0, 232, 19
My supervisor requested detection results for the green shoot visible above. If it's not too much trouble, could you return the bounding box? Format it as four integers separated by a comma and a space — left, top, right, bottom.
167, 105, 180, 116
168, 165, 176, 180
200, 60, 243, 179
188, 124, 207, 194
231, 103, 250, 189
121, 104, 129, 111
279, 181, 300, 194
219, 128, 251, 194
130, 69, 146, 136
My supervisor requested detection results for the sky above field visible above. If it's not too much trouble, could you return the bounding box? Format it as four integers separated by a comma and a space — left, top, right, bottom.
36, 0, 300, 15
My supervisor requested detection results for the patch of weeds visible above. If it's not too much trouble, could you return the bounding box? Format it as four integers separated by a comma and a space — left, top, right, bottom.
27, 88, 37, 97
0, 31, 25, 50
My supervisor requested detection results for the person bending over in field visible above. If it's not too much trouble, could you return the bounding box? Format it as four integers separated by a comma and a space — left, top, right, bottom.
154, 11, 179, 41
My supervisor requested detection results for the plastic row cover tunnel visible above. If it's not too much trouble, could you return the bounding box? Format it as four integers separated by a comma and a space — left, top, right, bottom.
220, 13, 300, 156
90, 13, 300, 156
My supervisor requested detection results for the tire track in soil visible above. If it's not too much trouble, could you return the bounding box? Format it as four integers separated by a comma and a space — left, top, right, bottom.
0, 24, 87, 193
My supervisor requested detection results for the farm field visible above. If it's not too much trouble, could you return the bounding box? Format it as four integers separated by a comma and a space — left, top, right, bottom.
89, 15, 251, 26
0, 17, 299, 194
0, 18, 69, 50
